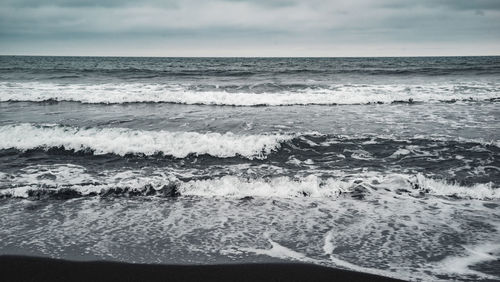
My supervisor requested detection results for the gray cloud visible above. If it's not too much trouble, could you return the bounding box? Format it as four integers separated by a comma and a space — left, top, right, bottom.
0, 0, 499, 56
425, 0, 500, 11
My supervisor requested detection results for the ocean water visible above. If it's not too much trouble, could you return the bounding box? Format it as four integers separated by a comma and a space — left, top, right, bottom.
0, 56, 499, 281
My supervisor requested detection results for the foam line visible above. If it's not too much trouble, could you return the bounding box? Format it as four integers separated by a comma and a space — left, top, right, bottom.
1, 82, 498, 105
1, 166, 498, 200
0, 123, 290, 159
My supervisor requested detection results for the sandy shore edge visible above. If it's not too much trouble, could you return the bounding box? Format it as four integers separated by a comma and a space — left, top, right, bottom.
0, 255, 406, 282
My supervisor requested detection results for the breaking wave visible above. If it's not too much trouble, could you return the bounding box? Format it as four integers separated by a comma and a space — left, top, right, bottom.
0, 165, 498, 200
0, 124, 290, 159
1, 124, 498, 161
1, 82, 498, 106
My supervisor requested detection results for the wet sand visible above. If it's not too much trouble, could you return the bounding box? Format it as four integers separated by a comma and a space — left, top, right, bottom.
0, 255, 405, 282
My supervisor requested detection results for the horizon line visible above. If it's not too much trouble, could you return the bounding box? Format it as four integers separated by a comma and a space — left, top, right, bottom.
2, 54, 500, 58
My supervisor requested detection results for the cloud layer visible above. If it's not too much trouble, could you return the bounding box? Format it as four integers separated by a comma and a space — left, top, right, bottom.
1, 0, 499, 56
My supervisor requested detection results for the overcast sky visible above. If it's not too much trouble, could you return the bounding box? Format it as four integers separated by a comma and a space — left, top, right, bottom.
1, 0, 499, 56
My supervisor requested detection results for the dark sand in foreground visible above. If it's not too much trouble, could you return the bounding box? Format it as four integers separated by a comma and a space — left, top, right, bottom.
0, 255, 405, 282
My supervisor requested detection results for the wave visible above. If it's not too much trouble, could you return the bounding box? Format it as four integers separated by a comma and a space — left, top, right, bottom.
0, 124, 290, 159
181, 173, 500, 200
1, 82, 498, 106
400, 173, 499, 200
1, 124, 498, 161
0, 166, 498, 200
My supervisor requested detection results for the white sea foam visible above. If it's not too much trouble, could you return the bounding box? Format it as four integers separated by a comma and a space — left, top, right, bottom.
178, 175, 352, 198
411, 173, 500, 200
435, 243, 500, 279
0, 123, 290, 159
1, 81, 498, 106
240, 233, 320, 263
0, 165, 175, 198
1, 165, 498, 200
1, 173, 498, 282
323, 230, 404, 279
0, 171, 353, 199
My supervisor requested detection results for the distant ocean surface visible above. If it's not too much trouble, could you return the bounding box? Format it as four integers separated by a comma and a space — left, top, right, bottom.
0, 56, 499, 281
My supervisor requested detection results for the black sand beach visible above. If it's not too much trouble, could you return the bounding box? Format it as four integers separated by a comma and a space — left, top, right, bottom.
0, 255, 404, 282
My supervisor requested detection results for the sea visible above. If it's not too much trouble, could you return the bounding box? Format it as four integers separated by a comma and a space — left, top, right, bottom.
0, 56, 499, 281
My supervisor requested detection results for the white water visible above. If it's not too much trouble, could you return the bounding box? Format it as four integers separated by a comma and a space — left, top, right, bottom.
435, 242, 500, 279
1, 81, 498, 105
1, 165, 498, 200
0, 123, 290, 159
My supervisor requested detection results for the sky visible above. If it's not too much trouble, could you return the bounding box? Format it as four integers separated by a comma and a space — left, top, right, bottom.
0, 0, 499, 57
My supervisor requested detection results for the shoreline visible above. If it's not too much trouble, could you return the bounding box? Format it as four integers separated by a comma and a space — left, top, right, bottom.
0, 255, 404, 282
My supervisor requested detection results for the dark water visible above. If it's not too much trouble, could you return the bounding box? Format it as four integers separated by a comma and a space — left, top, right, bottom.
0, 56, 499, 281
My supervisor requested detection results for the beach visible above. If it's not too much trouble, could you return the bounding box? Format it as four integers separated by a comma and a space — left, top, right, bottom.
0, 255, 404, 282
0, 56, 499, 281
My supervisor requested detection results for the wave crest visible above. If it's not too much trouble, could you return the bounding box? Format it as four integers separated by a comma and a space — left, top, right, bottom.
1, 166, 498, 200
0, 124, 290, 159
1, 82, 498, 106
